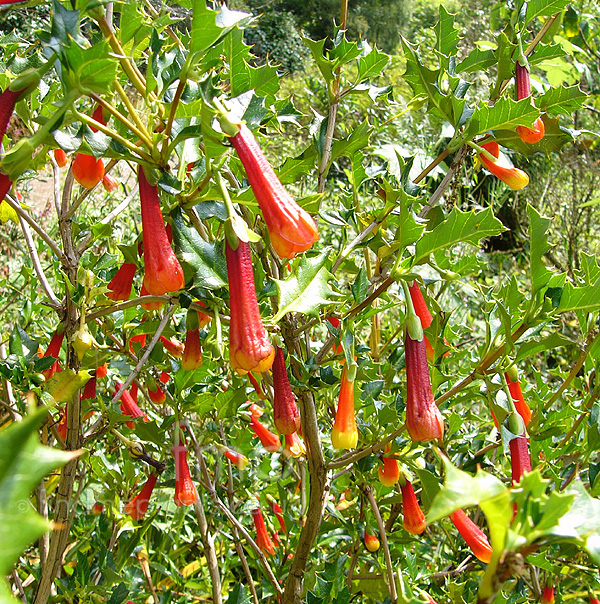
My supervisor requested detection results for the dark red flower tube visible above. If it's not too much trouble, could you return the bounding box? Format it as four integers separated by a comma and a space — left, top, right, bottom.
228, 123, 318, 259
82, 363, 107, 400
106, 262, 136, 302
515, 62, 545, 144
251, 506, 275, 555
139, 166, 184, 296
331, 364, 358, 449
0, 87, 21, 141
173, 442, 197, 506
0, 172, 12, 204
225, 240, 275, 374
272, 346, 300, 434
400, 478, 426, 535
509, 435, 531, 485
449, 509, 493, 563
405, 330, 444, 442
125, 473, 158, 520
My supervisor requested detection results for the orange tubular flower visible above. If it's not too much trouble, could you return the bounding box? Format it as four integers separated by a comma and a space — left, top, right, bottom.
159, 335, 184, 358
408, 281, 449, 361
229, 123, 318, 259
140, 283, 163, 310
139, 166, 185, 296
590, 597, 599, 604
405, 330, 444, 442
252, 506, 276, 555
117, 381, 149, 428
56, 405, 67, 441
283, 431, 306, 458
515, 62, 545, 144
364, 528, 380, 552
173, 442, 197, 506
331, 364, 358, 449
250, 412, 281, 452
42, 327, 65, 381
220, 446, 249, 470
449, 509, 493, 563
106, 262, 136, 302
72, 154, 105, 189
181, 309, 203, 370
272, 347, 301, 435
505, 367, 531, 426
541, 586, 555, 604
266, 494, 286, 533
125, 473, 158, 520
81, 364, 107, 400
400, 478, 427, 535
378, 446, 400, 487
53, 148, 68, 167
225, 240, 275, 374
102, 173, 119, 192
479, 142, 529, 191
147, 380, 166, 404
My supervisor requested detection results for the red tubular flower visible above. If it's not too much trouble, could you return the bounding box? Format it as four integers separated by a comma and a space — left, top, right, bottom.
56, 405, 67, 441
72, 154, 105, 189
147, 380, 166, 404
541, 586, 555, 604
42, 327, 65, 381
266, 494, 286, 533
248, 371, 267, 399
182, 329, 203, 370
283, 431, 306, 458
0, 172, 12, 204
449, 509, 493, 563
91, 502, 103, 516
250, 413, 281, 452
195, 303, 211, 329
0, 87, 21, 141
364, 528, 380, 552
102, 173, 119, 192
82, 363, 107, 400
139, 284, 163, 310
505, 368, 531, 426
229, 123, 318, 259
129, 332, 147, 354
90, 104, 107, 131
590, 597, 599, 604
408, 282, 433, 328
405, 330, 444, 442
159, 335, 184, 358
106, 262, 136, 302
509, 435, 532, 484
125, 473, 158, 520
173, 443, 197, 506
220, 446, 249, 470
117, 381, 149, 427
53, 148, 68, 167
226, 240, 275, 374
272, 347, 301, 434
515, 62, 545, 144
479, 142, 529, 191
139, 166, 184, 296
331, 364, 358, 449
378, 455, 400, 487
400, 478, 427, 535
251, 506, 276, 555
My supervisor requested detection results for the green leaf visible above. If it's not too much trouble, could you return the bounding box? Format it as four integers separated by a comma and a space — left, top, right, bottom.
516, 333, 574, 361
528, 42, 567, 67
464, 97, 540, 139
46, 369, 92, 403
120, 0, 150, 46
302, 37, 335, 83
64, 40, 117, 93
272, 250, 338, 322
228, 584, 253, 604
427, 455, 509, 523
528, 205, 554, 294
558, 279, 600, 313
330, 121, 371, 164
494, 114, 574, 156
456, 47, 496, 73
413, 207, 505, 265
526, 0, 571, 24
171, 209, 228, 291
357, 45, 389, 82
434, 6, 460, 65
537, 85, 587, 117
0, 409, 78, 576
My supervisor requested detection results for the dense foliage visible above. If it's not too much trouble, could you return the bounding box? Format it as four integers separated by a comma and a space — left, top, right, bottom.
1, 0, 600, 603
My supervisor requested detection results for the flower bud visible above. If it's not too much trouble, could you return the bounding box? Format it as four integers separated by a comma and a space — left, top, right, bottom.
331, 364, 358, 449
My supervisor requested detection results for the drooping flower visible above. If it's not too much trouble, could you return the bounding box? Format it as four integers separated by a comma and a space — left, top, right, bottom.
56, 405, 67, 441
0, 173, 12, 205
400, 477, 427, 535
541, 586, 555, 604
509, 434, 532, 485
251, 506, 276, 555
140, 284, 163, 310
81, 363, 107, 400
478, 142, 529, 191
505, 367, 532, 426
173, 442, 197, 506
405, 329, 444, 442
266, 494, 286, 533
378, 444, 400, 487
106, 262, 136, 302
129, 332, 147, 354
53, 148, 68, 167
225, 240, 275, 374
449, 509, 493, 563
139, 166, 185, 296
220, 446, 249, 470
331, 364, 358, 449
283, 431, 306, 458
125, 473, 158, 520
182, 330, 203, 370
515, 61, 545, 144
147, 379, 166, 404
249, 410, 281, 452
409, 281, 447, 361
102, 173, 119, 192
228, 123, 318, 259
42, 326, 65, 381
117, 381, 149, 428
91, 502, 103, 516
272, 346, 301, 435
72, 153, 105, 189
159, 335, 184, 358
364, 528, 380, 552
0, 87, 22, 141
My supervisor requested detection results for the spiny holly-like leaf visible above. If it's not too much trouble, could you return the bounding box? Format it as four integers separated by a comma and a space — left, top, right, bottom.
464, 97, 540, 139
558, 279, 600, 313
64, 40, 117, 93
528, 42, 567, 66
494, 115, 574, 156
272, 250, 338, 322
357, 45, 389, 82
0, 409, 80, 577
427, 455, 509, 523
456, 46, 496, 74
172, 208, 228, 292
434, 5, 460, 66
413, 207, 505, 265
537, 85, 587, 117
46, 369, 92, 403
526, 0, 571, 24
528, 205, 554, 294
302, 37, 335, 83
330, 121, 371, 164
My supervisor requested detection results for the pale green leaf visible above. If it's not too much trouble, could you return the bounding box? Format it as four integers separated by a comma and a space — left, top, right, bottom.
435, 6, 460, 63
526, 0, 571, 24
537, 85, 588, 117
528, 205, 554, 294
